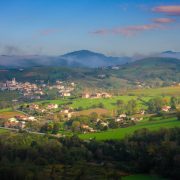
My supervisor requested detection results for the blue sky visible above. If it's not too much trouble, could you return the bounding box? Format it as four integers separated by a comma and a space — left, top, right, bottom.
0, 0, 180, 56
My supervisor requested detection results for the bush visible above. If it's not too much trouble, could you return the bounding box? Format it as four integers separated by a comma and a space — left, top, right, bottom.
177, 111, 180, 120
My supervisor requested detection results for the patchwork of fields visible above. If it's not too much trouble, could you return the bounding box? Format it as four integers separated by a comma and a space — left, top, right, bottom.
0, 86, 180, 140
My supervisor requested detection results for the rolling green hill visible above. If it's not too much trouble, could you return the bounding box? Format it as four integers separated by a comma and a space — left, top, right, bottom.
113, 57, 180, 82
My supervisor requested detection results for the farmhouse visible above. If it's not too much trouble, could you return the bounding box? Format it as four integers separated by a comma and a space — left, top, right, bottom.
61, 92, 71, 97
161, 106, 171, 112
81, 124, 96, 132
101, 92, 112, 98
47, 104, 58, 109
28, 116, 37, 121
100, 122, 109, 127
111, 66, 120, 70
4, 118, 26, 129
82, 93, 90, 98
82, 92, 112, 99
30, 104, 39, 110
119, 114, 127, 118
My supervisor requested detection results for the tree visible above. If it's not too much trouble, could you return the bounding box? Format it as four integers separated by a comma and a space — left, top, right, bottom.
126, 99, 137, 115
147, 97, 164, 113
116, 100, 124, 107
177, 110, 180, 120
98, 103, 104, 108
52, 123, 60, 134
72, 121, 81, 132
170, 97, 179, 110
108, 119, 118, 129
90, 112, 98, 121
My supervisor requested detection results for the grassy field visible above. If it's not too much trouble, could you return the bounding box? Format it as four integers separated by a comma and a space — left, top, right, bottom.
0, 108, 12, 112
79, 117, 180, 140
71, 96, 149, 110
0, 111, 25, 119
37, 95, 151, 110
127, 86, 180, 97
0, 129, 8, 133
73, 108, 109, 116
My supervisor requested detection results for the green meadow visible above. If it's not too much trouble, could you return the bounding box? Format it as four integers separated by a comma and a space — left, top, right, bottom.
127, 86, 180, 97
37, 95, 151, 110
0, 129, 8, 134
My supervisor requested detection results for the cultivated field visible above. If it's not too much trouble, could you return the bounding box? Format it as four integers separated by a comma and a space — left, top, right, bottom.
73, 108, 109, 116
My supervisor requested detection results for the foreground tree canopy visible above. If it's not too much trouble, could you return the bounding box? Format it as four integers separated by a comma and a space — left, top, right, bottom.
0, 128, 180, 179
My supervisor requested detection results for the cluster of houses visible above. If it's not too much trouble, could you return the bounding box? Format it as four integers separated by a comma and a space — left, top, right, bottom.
135, 81, 149, 89
81, 124, 96, 133
0, 78, 76, 100
115, 113, 143, 124
4, 115, 37, 129
28, 103, 59, 114
82, 92, 112, 99
27, 103, 73, 120
0, 78, 45, 99
49, 80, 75, 97
60, 108, 73, 119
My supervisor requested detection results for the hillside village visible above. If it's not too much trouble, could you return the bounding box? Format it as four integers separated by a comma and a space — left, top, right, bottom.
0, 78, 76, 100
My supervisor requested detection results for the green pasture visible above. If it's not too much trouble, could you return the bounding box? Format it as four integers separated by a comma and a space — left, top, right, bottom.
37, 96, 151, 110
0, 129, 8, 134
127, 86, 180, 97
0, 108, 12, 112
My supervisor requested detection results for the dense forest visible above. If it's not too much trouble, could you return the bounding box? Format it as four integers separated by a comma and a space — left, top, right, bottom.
0, 128, 180, 179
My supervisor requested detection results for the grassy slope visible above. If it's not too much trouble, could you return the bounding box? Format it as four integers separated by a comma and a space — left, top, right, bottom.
79, 117, 180, 140
37, 96, 150, 110
0, 129, 8, 133
113, 57, 180, 81
127, 86, 180, 97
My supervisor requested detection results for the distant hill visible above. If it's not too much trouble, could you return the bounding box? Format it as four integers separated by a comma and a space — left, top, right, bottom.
0, 50, 131, 68
159, 51, 180, 59
112, 57, 180, 82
